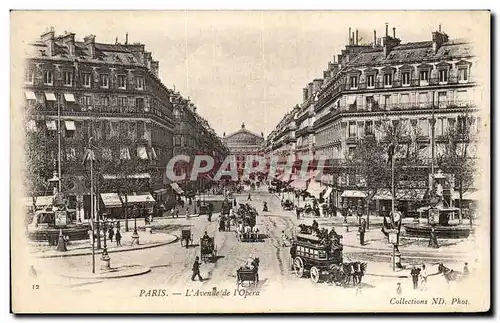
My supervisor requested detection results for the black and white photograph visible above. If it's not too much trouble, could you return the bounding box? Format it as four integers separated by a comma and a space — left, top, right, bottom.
10, 10, 490, 313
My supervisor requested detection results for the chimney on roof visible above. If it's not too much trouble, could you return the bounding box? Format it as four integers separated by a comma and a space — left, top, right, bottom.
432, 25, 449, 54
351, 32, 355, 46
348, 27, 351, 45
61, 32, 76, 57
307, 82, 314, 99
356, 29, 359, 45
373, 29, 377, 48
393, 27, 396, 38
312, 79, 323, 94
40, 28, 55, 56
261, 132, 264, 137
302, 87, 309, 101
382, 24, 401, 58
84, 34, 96, 59
125, 32, 128, 45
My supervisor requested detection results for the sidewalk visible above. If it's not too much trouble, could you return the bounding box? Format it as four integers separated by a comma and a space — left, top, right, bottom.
335, 225, 474, 256
30, 231, 178, 258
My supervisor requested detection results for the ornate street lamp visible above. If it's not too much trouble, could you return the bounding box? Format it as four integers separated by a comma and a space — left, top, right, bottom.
131, 204, 140, 245
100, 217, 111, 270
48, 170, 60, 195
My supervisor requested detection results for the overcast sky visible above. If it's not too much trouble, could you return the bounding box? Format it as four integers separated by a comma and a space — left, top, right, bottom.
12, 11, 486, 137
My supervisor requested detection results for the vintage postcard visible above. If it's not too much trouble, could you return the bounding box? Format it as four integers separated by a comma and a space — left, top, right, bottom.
10, 10, 490, 313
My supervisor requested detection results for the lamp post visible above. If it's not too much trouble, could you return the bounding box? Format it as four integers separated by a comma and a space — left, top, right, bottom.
48, 171, 60, 195
131, 204, 140, 245
100, 218, 110, 270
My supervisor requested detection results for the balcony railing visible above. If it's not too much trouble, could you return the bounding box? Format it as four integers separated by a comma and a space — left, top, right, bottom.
31, 102, 175, 126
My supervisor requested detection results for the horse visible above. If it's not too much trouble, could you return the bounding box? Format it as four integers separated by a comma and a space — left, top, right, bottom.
438, 263, 465, 284
352, 262, 367, 285
252, 226, 260, 241
328, 263, 347, 286
341, 262, 356, 286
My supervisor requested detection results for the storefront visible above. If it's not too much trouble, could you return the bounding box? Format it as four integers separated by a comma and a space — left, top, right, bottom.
100, 193, 123, 219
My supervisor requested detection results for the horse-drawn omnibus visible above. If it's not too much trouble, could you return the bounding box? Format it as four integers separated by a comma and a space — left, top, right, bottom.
290, 227, 367, 286
291, 232, 343, 283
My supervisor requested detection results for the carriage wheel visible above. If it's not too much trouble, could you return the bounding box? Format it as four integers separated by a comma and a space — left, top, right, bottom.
310, 266, 320, 283
293, 257, 304, 278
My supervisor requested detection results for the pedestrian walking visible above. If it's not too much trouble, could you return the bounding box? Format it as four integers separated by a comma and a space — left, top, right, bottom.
247, 192, 252, 201
191, 256, 203, 281
208, 210, 212, 222
396, 282, 402, 295
359, 218, 366, 246
410, 265, 421, 290
463, 262, 469, 276
296, 207, 300, 220
108, 226, 114, 242
115, 230, 122, 247
420, 264, 428, 291
428, 226, 439, 248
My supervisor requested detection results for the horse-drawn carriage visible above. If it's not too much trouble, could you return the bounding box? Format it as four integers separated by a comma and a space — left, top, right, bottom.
291, 225, 366, 286
200, 236, 217, 262
236, 257, 260, 287
236, 224, 260, 242
235, 205, 260, 242
282, 199, 294, 211
180, 229, 193, 248
221, 199, 232, 216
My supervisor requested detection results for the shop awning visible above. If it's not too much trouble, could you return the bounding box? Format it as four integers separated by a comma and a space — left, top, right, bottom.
452, 190, 480, 201
63, 93, 75, 102
35, 195, 54, 207
46, 120, 57, 131
103, 173, 151, 180
170, 182, 184, 194
26, 120, 37, 132
120, 147, 131, 160
123, 193, 155, 204
64, 120, 76, 131
397, 189, 427, 200
373, 188, 393, 200
45, 92, 57, 101
306, 180, 324, 197
100, 193, 122, 208
290, 179, 308, 190
24, 90, 36, 100
322, 187, 333, 199
25, 197, 35, 207
347, 96, 357, 105
137, 145, 149, 160
341, 190, 367, 198
373, 188, 427, 200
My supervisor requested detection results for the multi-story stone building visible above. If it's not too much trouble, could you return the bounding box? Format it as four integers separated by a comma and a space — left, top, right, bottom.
266, 25, 480, 216
313, 25, 479, 215
23, 28, 225, 217
171, 92, 228, 191
295, 79, 323, 159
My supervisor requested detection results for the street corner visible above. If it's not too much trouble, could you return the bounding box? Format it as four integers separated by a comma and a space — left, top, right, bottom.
60, 264, 151, 280
31, 232, 179, 259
